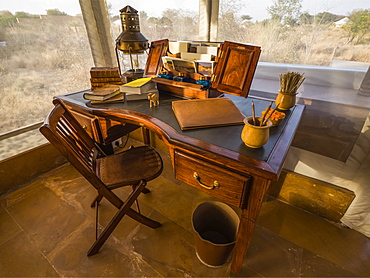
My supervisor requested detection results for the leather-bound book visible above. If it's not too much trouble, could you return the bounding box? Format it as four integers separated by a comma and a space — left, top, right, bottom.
172, 98, 245, 130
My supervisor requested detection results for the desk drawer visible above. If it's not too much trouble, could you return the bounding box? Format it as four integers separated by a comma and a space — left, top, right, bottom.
174, 150, 249, 208
70, 110, 94, 138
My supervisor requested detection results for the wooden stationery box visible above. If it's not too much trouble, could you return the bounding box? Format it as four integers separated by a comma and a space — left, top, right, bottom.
174, 150, 250, 208
146, 40, 261, 99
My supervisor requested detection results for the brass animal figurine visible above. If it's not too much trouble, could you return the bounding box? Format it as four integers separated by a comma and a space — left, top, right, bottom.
148, 93, 159, 107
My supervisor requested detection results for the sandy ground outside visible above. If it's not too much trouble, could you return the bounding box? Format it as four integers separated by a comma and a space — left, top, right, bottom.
0, 129, 48, 161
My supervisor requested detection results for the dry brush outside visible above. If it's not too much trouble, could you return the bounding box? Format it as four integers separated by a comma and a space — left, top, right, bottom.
0, 20, 92, 133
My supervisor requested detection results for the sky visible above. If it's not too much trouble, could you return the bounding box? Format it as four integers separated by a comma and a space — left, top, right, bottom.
1, 0, 369, 22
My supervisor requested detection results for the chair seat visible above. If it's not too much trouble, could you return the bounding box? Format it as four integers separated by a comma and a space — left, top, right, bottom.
96, 146, 163, 187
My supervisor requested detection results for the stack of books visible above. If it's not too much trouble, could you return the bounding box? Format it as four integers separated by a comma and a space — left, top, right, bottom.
84, 67, 124, 103
90, 67, 122, 88
120, 78, 157, 101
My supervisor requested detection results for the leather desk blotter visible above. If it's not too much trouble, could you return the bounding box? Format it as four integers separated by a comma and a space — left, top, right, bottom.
172, 98, 246, 130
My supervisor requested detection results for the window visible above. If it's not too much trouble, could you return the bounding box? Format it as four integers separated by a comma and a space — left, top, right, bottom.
109, 0, 370, 68
108, 0, 199, 42
0, 2, 93, 134
216, 0, 370, 69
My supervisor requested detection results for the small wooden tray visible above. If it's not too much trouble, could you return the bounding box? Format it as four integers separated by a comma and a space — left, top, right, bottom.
152, 77, 222, 99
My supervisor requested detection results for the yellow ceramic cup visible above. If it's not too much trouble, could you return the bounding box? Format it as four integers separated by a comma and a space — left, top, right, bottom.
241, 117, 272, 148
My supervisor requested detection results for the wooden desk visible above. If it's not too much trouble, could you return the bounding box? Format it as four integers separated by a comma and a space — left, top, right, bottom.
55, 91, 304, 273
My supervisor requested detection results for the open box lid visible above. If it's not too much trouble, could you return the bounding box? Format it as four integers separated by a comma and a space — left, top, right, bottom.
144, 39, 169, 77
211, 41, 261, 98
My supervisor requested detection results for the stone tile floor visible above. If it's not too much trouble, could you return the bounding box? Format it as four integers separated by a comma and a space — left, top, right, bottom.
1, 147, 370, 277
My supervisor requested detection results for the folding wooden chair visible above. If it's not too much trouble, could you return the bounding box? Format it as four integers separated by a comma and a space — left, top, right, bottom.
40, 99, 163, 256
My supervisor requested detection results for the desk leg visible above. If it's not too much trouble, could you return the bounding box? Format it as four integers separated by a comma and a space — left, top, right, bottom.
231, 177, 271, 273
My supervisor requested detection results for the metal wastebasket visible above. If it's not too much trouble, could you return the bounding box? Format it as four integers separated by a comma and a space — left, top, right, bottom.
191, 201, 240, 267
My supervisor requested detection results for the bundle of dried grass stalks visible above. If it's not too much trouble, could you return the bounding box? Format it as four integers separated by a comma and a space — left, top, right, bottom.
279, 72, 305, 94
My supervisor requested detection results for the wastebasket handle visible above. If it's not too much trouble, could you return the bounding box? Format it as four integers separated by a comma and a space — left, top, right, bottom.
193, 172, 220, 190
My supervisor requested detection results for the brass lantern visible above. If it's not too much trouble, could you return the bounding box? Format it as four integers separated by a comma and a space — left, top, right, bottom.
115, 6, 149, 81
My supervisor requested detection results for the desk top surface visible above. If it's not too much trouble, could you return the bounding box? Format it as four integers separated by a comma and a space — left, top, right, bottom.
60, 90, 304, 174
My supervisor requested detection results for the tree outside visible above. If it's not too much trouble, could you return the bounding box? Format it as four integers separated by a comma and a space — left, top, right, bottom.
267, 0, 302, 26
46, 9, 67, 16
343, 9, 370, 44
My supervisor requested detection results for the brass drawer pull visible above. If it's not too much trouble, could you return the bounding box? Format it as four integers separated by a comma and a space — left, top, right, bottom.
82, 125, 88, 130
193, 172, 220, 190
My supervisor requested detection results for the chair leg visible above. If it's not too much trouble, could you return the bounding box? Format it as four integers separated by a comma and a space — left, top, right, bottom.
132, 185, 141, 214
95, 199, 99, 240
91, 190, 160, 228
87, 180, 155, 256
126, 208, 161, 228
142, 188, 151, 194
91, 194, 104, 207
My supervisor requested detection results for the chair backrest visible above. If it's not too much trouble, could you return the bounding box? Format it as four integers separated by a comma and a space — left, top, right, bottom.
41, 100, 127, 209
40, 100, 105, 190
